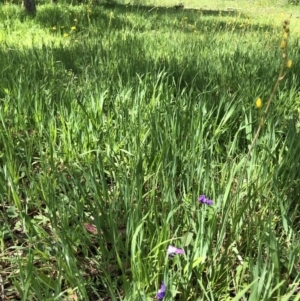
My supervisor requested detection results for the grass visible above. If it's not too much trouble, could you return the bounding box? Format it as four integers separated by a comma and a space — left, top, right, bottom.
0, 0, 300, 300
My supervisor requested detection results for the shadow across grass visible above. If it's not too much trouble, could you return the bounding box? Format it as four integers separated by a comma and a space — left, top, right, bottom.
31, 2, 277, 36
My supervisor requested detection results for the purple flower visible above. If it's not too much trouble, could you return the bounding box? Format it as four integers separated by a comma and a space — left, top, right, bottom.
167, 245, 185, 256
156, 282, 166, 300
198, 195, 213, 206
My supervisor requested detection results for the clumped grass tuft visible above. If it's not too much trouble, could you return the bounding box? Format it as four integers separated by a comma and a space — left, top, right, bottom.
0, 2, 300, 301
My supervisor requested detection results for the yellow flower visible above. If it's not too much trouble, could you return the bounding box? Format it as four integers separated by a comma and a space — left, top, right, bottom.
283, 32, 289, 40
63, 33, 69, 38
52, 26, 56, 30
71, 26, 76, 31
255, 98, 262, 109
280, 40, 286, 49
287, 59, 292, 68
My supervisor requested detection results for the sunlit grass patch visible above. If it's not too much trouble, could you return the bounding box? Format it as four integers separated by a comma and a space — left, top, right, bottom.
0, 1, 300, 300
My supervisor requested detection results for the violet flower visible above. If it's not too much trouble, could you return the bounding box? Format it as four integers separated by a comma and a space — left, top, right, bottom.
198, 195, 213, 206
156, 282, 166, 300
167, 245, 185, 257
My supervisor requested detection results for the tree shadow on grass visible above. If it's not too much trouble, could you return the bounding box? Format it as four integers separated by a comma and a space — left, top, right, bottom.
28, 1, 276, 34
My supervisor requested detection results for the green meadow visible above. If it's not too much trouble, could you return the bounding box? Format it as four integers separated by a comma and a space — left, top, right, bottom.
0, 0, 300, 300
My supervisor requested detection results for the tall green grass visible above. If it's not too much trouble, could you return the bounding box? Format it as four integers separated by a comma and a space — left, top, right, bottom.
0, 3, 300, 301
